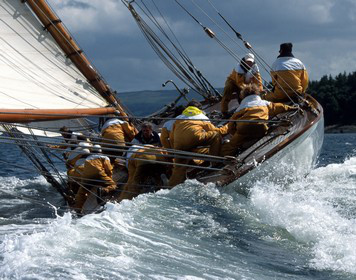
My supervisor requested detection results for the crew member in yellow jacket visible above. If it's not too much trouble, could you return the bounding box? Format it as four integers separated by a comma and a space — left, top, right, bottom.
221, 84, 296, 156
118, 145, 168, 202
264, 43, 309, 102
66, 142, 91, 199
160, 106, 184, 149
168, 101, 228, 186
221, 53, 263, 116
74, 145, 116, 211
101, 117, 136, 161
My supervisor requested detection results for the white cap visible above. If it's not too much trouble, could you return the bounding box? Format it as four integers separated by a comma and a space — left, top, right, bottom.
81, 148, 90, 154
79, 142, 92, 148
244, 53, 255, 63
92, 144, 102, 153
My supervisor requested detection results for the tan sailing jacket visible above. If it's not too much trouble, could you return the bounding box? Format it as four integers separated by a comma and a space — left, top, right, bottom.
227, 63, 263, 91
81, 154, 116, 192
266, 56, 309, 102
226, 94, 294, 135
160, 120, 175, 149
170, 107, 228, 149
101, 118, 136, 145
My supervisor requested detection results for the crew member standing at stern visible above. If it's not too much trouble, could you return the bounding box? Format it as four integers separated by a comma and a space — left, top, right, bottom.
264, 43, 309, 102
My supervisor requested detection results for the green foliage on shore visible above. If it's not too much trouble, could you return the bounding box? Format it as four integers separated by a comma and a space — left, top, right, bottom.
309, 72, 356, 126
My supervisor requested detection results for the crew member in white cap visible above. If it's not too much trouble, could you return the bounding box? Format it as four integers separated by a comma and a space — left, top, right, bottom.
221, 53, 263, 117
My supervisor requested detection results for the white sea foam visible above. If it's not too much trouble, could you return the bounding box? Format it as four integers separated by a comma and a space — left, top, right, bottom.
1, 156, 356, 278
249, 156, 356, 274
0, 182, 256, 279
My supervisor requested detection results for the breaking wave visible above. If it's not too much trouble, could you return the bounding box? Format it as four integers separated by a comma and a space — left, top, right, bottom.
0, 156, 355, 279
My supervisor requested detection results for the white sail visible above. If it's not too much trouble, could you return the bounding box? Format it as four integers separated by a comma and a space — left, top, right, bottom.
0, 0, 108, 110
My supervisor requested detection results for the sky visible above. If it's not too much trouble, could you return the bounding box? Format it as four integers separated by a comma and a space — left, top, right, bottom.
46, 0, 356, 93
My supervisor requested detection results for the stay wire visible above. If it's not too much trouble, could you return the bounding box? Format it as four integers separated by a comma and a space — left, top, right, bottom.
137, 0, 209, 93
204, 0, 303, 104
145, 0, 217, 96
188, 0, 274, 94
129, 2, 208, 97
0, 136, 226, 171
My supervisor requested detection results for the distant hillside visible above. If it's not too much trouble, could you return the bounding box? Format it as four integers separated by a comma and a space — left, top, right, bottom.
118, 89, 206, 116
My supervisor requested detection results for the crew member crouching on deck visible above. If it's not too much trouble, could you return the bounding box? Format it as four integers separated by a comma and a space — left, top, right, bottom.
66, 142, 91, 200
74, 145, 116, 212
118, 145, 169, 202
168, 100, 228, 187
221, 84, 296, 156
101, 117, 136, 162
160, 106, 184, 149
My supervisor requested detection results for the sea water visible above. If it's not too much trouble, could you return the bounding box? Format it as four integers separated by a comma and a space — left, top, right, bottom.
0, 133, 355, 279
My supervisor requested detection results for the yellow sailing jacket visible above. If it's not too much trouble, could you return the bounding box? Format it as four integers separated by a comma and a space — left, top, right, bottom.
101, 118, 136, 144
227, 63, 263, 91
170, 106, 228, 148
81, 154, 115, 190
266, 56, 309, 102
226, 94, 293, 135
160, 119, 175, 149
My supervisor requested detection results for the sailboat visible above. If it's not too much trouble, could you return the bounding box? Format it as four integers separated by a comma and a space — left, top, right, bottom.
0, 0, 324, 213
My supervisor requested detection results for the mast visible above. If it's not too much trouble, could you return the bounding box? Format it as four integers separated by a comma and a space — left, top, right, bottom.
24, 0, 129, 117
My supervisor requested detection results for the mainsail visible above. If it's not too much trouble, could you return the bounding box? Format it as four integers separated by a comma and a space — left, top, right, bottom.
0, 0, 125, 122
0, 0, 131, 202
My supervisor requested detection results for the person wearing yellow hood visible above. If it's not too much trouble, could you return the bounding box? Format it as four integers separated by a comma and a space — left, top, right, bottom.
168, 100, 228, 186
74, 145, 116, 212
101, 117, 136, 162
118, 145, 169, 202
221, 84, 297, 156
221, 53, 263, 117
264, 43, 309, 102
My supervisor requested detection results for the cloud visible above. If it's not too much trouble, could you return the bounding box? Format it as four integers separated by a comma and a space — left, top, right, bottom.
47, 0, 135, 34
45, 0, 356, 92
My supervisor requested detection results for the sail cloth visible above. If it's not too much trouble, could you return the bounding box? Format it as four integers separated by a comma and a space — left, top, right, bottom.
0, 1, 108, 112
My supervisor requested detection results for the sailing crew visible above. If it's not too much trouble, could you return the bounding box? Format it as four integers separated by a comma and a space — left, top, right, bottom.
74, 145, 116, 212
160, 106, 185, 149
66, 143, 91, 201
221, 84, 297, 156
221, 53, 263, 117
100, 117, 136, 162
48, 126, 88, 158
131, 122, 161, 146
168, 100, 228, 186
118, 145, 168, 202
264, 43, 309, 102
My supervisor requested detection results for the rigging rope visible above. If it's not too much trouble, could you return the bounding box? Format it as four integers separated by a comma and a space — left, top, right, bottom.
203, 0, 304, 104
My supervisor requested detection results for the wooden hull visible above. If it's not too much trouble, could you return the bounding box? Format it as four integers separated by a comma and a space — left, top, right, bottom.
226, 112, 324, 192
196, 95, 324, 190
